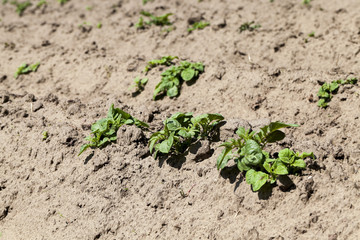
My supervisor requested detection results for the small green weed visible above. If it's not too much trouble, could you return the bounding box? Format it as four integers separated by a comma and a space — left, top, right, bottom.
149, 112, 224, 159
11, 1, 31, 16
79, 104, 149, 156
136, 11, 172, 29
37, 0, 46, 7
97, 22, 102, 29
129, 77, 148, 92
217, 122, 314, 191
142, 0, 153, 4
239, 21, 261, 33
42, 131, 48, 140
317, 78, 358, 108
14, 62, 40, 78
58, 0, 69, 5
308, 31, 315, 37
153, 61, 204, 100
144, 56, 178, 73
303, 0, 311, 4
188, 21, 210, 32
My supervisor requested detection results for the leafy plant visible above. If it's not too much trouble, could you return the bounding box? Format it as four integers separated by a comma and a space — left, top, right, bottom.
10, 1, 31, 16
317, 78, 358, 108
129, 77, 148, 92
239, 21, 261, 33
153, 61, 204, 99
144, 56, 178, 73
136, 11, 172, 29
97, 23, 102, 29
188, 21, 210, 32
308, 31, 315, 37
149, 112, 224, 159
217, 122, 315, 191
303, 0, 311, 4
79, 104, 149, 156
14, 62, 40, 78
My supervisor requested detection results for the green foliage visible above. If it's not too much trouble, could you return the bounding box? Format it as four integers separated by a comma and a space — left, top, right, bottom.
97, 22, 102, 29
144, 56, 178, 73
10, 1, 31, 16
37, 0, 46, 7
136, 11, 173, 29
42, 131, 48, 140
153, 61, 204, 100
79, 104, 149, 156
308, 31, 315, 37
58, 0, 69, 4
149, 112, 224, 159
303, 0, 311, 4
14, 62, 40, 78
239, 21, 261, 33
188, 21, 210, 32
217, 122, 314, 191
130, 77, 148, 92
142, 0, 153, 4
317, 78, 358, 108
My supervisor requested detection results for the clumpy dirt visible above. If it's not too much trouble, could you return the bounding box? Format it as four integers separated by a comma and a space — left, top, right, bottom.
1, 0, 360, 239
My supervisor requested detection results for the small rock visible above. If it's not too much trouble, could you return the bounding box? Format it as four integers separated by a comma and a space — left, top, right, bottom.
25, 93, 36, 102
32, 102, 43, 112
0, 75, 7, 83
211, 18, 226, 31
219, 118, 250, 141
126, 60, 138, 72
188, 15, 203, 25
67, 104, 81, 115
217, 210, 224, 220
44, 93, 59, 104
188, 140, 212, 161
2, 94, 10, 103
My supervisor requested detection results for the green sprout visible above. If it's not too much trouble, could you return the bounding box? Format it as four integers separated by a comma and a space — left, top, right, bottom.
144, 56, 178, 73
79, 104, 149, 156
36, 0, 46, 7
14, 62, 40, 78
135, 11, 173, 29
317, 78, 358, 108
42, 131, 48, 140
188, 21, 210, 32
10, 1, 31, 16
149, 112, 224, 159
129, 77, 148, 92
239, 21, 261, 33
153, 61, 204, 100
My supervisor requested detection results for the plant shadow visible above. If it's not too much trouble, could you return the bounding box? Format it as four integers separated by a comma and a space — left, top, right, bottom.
84, 151, 95, 164
157, 154, 186, 170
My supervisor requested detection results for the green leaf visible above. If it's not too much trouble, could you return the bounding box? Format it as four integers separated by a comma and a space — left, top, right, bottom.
241, 140, 264, 166
217, 147, 232, 170
158, 133, 174, 153
265, 130, 285, 143
292, 159, 306, 168
167, 85, 179, 97
278, 148, 295, 164
272, 160, 289, 175
246, 170, 269, 191
78, 144, 91, 156
298, 152, 315, 159
181, 68, 195, 81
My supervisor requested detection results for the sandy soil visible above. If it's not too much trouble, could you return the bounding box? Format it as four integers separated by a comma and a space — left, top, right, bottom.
1, 0, 360, 239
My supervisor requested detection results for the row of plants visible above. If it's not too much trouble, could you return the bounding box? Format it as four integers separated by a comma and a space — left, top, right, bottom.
78, 104, 315, 192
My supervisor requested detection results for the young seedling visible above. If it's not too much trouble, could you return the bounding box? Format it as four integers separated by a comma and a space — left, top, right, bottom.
42, 131, 48, 140
303, 0, 311, 5
79, 104, 149, 156
129, 77, 148, 92
10, 1, 31, 16
149, 112, 224, 159
58, 0, 69, 5
14, 62, 40, 78
153, 61, 204, 99
97, 23, 102, 29
135, 11, 173, 29
142, 0, 153, 4
308, 31, 315, 37
36, 0, 46, 7
239, 21, 261, 33
317, 78, 358, 108
217, 122, 315, 191
144, 56, 178, 73
188, 21, 210, 32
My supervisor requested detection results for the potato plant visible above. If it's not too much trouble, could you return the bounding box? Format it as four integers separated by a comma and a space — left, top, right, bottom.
14, 62, 40, 78
188, 21, 210, 32
317, 78, 358, 108
79, 104, 149, 156
153, 61, 204, 99
136, 11, 173, 29
217, 122, 314, 191
144, 56, 178, 73
149, 112, 224, 159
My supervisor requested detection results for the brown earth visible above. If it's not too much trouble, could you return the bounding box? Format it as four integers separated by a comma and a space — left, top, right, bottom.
1, 0, 360, 239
